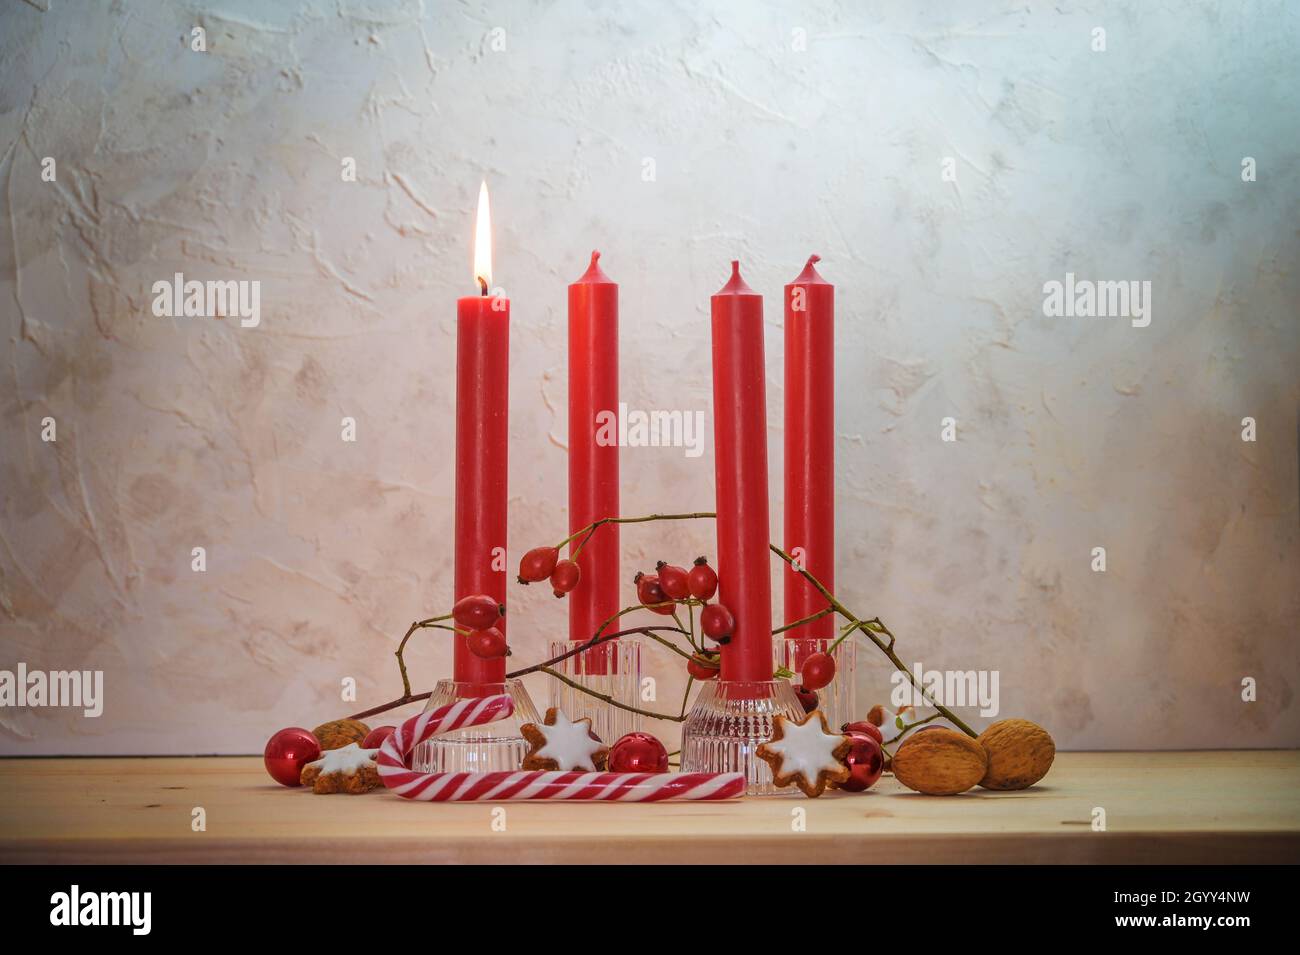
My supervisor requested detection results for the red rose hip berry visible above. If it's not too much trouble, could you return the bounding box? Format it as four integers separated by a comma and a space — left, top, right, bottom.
686, 653, 720, 680
467, 627, 508, 659
794, 685, 819, 713
550, 559, 581, 597
700, 603, 735, 643
634, 571, 676, 615
517, 546, 559, 584
452, 594, 503, 630
655, 561, 691, 600
800, 652, 836, 690
687, 556, 718, 601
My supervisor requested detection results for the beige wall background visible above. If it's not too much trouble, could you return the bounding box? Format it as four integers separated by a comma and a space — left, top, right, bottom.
1, 0, 1297, 755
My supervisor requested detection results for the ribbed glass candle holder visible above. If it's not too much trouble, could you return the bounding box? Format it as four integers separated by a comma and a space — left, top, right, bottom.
412, 678, 541, 773
680, 679, 806, 795
776, 635, 858, 731
546, 639, 641, 745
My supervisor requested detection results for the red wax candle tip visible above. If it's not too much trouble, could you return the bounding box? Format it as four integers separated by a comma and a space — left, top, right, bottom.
792, 254, 828, 284
575, 250, 613, 284
718, 260, 756, 295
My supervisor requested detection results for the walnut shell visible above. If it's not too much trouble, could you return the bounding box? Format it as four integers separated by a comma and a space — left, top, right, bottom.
892, 728, 987, 795
312, 718, 370, 751
978, 719, 1055, 790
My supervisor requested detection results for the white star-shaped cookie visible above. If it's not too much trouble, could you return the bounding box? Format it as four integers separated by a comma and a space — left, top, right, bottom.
299, 743, 381, 794
757, 710, 851, 797
521, 708, 608, 771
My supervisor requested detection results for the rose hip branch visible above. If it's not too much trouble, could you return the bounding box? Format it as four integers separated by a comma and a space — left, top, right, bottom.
346, 511, 978, 746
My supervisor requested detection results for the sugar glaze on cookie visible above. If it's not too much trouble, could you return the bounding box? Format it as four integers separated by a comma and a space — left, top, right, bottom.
762, 716, 844, 779
305, 742, 378, 775
534, 711, 606, 771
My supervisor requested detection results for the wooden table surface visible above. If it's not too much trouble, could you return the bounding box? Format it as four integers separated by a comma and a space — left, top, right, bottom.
2, 751, 1298, 864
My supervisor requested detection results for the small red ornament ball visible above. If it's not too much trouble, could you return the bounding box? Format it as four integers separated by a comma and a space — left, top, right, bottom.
608, 732, 669, 773
842, 720, 883, 744
838, 732, 884, 792
362, 725, 396, 749
264, 728, 321, 787
793, 684, 819, 713
801, 652, 836, 690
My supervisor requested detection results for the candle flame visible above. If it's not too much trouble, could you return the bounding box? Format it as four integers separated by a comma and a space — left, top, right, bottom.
473, 180, 492, 294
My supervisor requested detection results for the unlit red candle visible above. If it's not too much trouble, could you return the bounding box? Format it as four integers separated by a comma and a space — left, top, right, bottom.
710, 261, 774, 683
453, 183, 508, 687
568, 252, 620, 671
783, 255, 834, 642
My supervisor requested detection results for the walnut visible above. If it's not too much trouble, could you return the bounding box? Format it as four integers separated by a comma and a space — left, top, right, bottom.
312, 718, 370, 751
977, 719, 1056, 791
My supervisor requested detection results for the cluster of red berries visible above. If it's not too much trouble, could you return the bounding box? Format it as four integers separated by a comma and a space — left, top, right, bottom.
633, 557, 733, 682
515, 542, 838, 693
452, 594, 508, 659
517, 545, 581, 597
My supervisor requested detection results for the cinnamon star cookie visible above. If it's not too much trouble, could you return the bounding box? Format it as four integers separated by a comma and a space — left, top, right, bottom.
757, 710, 852, 797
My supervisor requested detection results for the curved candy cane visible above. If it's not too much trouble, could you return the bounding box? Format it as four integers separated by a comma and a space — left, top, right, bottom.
377, 695, 745, 802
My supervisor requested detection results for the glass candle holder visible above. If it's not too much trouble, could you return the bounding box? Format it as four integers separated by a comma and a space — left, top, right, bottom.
777, 635, 858, 731
680, 679, 806, 795
412, 678, 541, 773
546, 638, 641, 745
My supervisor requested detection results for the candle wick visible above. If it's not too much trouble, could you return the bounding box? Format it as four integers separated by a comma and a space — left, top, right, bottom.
477, 276, 489, 296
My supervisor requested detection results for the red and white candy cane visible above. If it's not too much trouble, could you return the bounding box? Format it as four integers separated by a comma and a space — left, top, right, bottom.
377, 695, 745, 802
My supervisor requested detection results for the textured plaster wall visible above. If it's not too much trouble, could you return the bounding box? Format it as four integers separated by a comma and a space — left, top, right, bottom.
1, 0, 1297, 755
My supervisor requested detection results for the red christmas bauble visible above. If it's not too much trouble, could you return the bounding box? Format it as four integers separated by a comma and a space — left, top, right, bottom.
842, 720, 884, 744
837, 732, 884, 792
362, 725, 396, 749
608, 732, 669, 773
264, 727, 322, 787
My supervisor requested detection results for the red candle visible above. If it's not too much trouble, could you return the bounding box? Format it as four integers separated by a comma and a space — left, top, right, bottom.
568, 252, 620, 671
453, 182, 508, 686
783, 255, 834, 642
710, 261, 773, 683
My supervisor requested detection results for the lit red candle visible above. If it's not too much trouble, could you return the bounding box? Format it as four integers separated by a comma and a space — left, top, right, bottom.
453, 182, 508, 686
710, 261, 773, 683
568, 252, 620, 670
783, 255, 834, 642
